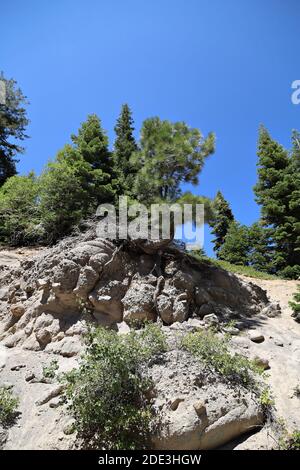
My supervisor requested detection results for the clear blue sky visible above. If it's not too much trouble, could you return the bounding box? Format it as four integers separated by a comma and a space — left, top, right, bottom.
1, 0, 300, 254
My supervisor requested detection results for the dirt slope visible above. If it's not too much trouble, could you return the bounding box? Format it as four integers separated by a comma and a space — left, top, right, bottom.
230, 275, 300, 449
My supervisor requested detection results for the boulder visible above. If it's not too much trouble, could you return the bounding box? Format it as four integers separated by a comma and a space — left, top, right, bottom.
10, 304, 25, 318
122, 282, 157, 323
249, 331, 265, 343
203, 313, 219, 327
151, 349, 264, 450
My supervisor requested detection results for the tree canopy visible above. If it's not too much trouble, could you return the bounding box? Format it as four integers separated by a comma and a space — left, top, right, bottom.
254, 126, 300, 278
210, 191, 234, 256
131, 117, 215, 203
113, 104, 138, 193
0, 72, 29, 186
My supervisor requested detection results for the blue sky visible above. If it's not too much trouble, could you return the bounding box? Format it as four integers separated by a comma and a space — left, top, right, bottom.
1, 0, 300, 254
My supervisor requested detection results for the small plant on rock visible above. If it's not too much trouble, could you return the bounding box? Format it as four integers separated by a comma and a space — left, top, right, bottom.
259, 387, 274, 408
43, 359, 59, 379
293, 384, 300, 398
0, 387, 19, 426
181, 329, 263, 389
63, 323, 167, 449
289, 287, 300, 322
279, 429, 300, 450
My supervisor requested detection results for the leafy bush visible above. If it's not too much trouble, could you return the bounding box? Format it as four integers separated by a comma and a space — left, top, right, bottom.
289, 286, 300, 322
259, 387, 274, 408
279, 265, 300, 280
0, 172, 42, 245
63, 323, 167, 449
181, 329, 263, 389
279, 430, 300, 450
43, 359, 59, 379
0, 387, 19, 426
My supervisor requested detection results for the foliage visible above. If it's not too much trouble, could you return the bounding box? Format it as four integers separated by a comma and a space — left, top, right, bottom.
43, 359, 59, 379
0, 72, 29, 186
39, 116, 116, 242
113, 104, 138, 193
216, 218, 275, 273
279, 430, 300, 450
289, 286, 300, 322
39, 154, 90, 243
0, 172, 41, 245
254, 126, 300, 278
259, 387, 274, 407
218, 221, 250, 265
63, 323, 167, 449
181, 329, 263, 389
279, 265, 300, 280
212, 259, 278, 280
210, 190, 234, 256
176, 191, 215, 225
71, 114, 113, 173
0, 100, 216, 247
131, 117, 215, 203
247, 222, 275, 273
190, 250, 278, 280
0, 387, 19, 426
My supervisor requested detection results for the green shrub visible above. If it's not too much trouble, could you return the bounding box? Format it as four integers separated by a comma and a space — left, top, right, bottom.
63, 323, 167, 449
0, 387, 19, 426
289, 286, 300, 322
279, 265, 300, 280
43, 359, 59, 379
280, 430, 300, 450
0, 172, 41, 245
190, 252, 277, 280
181, 329, 263, 389
259, 387, 274, 408
214, 259, 278, 280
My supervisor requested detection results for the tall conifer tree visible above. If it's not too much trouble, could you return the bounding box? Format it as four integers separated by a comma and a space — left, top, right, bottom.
210, 191, 234, 256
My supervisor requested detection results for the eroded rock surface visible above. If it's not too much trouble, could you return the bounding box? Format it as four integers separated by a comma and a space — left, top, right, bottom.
1, 228, 296, 451
0, 227, 272, 356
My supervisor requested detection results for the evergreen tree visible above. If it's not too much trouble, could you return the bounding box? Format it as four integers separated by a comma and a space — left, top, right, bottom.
0, 72, 29, 186
71, 114, 113, 173
210, 191, 234, 256
254, 126, 300, 278
113, 104, 138, 192
218, 222, 250, 265
39, 150, 91, 242
131, 117, 215, 203
39, 116, 116, 242
247, 222, 274, 272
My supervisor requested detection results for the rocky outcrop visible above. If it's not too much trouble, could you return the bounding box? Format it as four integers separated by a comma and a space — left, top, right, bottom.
0, 238, 298, 451
149, 341, 264, 450
0, 225, 276, 356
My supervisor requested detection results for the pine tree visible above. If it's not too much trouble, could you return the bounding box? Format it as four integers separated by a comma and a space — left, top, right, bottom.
210, 191, 234, 256
71, 114, 113, 174
131, 117, 215, 203
247, 222, 275, 272
113, 104, 138, 193
39, 116, 116, 242
254, 126, 300, 278
218, 222, 250, 265
0, 72, 29, 186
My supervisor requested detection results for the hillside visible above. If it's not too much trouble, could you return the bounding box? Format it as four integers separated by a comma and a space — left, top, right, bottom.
0, 235, 299, 450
